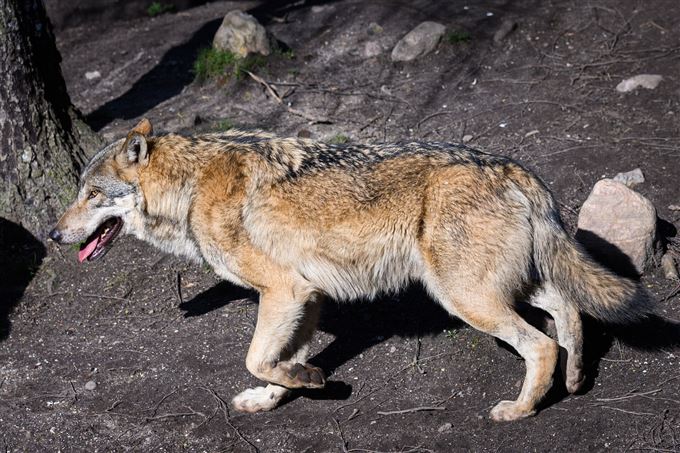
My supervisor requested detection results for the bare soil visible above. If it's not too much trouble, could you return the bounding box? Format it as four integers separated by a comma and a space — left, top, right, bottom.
2, 1, 680, 451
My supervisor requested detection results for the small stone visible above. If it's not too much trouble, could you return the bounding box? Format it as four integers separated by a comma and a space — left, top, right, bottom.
85, 70, 101, 80
462, 134, 473, 143
389, 345, 397, 353
213, 10, 271, 57
391, 21, 446, 62
493, 19, 517, 44
661, 253, 679, 280
613, 168, 645, 187
438, 422, 453, 433
84, 380, 97, 391
669, 204, 680, 211
576, 179, 657, 273
616, 74, 663, 93
297, 129, 312, 139
363, 41, 382, 58
368, 22, 383, 35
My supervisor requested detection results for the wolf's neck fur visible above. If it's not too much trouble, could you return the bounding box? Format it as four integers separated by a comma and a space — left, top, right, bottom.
133, 141, 205, 262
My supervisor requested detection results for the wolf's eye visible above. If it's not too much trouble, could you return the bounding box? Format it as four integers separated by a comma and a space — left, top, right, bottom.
87, 190, 99, 200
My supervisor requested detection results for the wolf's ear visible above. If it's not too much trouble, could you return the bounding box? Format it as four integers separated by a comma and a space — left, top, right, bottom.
117, 132, 149, 167
132, 118, 153, 136
118, 118, 153, 167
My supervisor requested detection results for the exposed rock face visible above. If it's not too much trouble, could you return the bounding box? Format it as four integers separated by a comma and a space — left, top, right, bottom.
576, 179, 657, 274
391, 21, 446, 62
213, 10, 270, 57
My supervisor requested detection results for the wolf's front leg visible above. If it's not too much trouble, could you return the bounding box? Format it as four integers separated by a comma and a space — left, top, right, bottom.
232, 289, 324, 413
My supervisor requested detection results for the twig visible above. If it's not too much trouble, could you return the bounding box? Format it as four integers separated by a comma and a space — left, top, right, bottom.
333, 417, 349, 453
145, 407, 206, 422
245, 70, 331, 124
598, 406, 656, 416
334, 388, 381, 412
70, 381, 78, 402
413, 337, 425, 374
201, 386, 259, 453
147, 388, 178, 417
175, 272, 183, 305
596, 389, 661, 402
81, 293, 130, 303
377, 406, 446, 416
661, 284, 680, 302
106, 400, 122, 412
348, 446, 434, 453
541, 144, 601, 158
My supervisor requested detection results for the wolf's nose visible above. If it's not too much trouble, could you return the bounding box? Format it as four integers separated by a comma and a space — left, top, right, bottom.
48, 228, 62, 243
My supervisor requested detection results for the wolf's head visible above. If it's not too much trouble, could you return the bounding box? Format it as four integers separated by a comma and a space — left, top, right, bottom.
49, 119, 153, 262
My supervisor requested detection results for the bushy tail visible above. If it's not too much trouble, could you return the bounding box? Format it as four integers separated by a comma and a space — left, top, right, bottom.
530, 189, 653, 324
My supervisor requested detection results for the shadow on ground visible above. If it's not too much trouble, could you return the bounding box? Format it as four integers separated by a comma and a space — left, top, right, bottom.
0, 218, 46, 341
86, 18, 223, 130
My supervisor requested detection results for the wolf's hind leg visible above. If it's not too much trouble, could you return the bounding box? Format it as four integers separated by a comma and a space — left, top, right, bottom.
528, 284, 585, 393
431, 284, 559, 421
232, 289, 324, 412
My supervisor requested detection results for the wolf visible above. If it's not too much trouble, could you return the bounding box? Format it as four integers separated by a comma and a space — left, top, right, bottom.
50, 118, 651, 421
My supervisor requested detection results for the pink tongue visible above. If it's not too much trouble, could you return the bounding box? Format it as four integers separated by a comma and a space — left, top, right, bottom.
78, 236, 100, 263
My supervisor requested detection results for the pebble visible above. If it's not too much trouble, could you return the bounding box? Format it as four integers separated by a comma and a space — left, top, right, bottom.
391, 21, 446, 62
85, 70, 101, 80
462, 134, 473, 143
616, 74, 663, 93
493, 19, 517, 44
661, 253, 678, 280
438, 422, 453, 433
84, 380, 97, 391
613, 168, 645, 187
363, 41, 382, 58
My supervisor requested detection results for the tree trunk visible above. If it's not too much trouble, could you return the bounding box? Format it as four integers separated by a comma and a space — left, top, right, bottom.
0, 0, 100, 238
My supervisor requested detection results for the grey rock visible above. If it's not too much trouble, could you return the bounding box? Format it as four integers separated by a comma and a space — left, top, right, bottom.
493, 19, 517, 44
616, 74, 663, 93
462, 134, 473, 143
213, 10, 270, 57
613, 168, 645, 187
662, 253, 679, 280
84, 380, 97, 391
391, 21, 446, 62
576, 179, 657, 273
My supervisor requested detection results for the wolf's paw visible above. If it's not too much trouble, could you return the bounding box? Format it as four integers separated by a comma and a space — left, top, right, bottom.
490, 400, 536, 422
566, 369, 585, 394
231, 386, 287, 413
286, 363, 326, 389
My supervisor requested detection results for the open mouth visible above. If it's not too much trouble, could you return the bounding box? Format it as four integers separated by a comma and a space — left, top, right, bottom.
78, 217, 124, 263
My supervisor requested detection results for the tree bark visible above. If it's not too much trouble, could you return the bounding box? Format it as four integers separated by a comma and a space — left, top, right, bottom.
0, 0, 100, 238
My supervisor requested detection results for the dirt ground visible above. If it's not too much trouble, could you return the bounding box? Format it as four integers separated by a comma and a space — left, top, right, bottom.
2, 0, 680, 451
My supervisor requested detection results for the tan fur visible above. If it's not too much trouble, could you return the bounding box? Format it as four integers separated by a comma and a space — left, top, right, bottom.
52, 119, 652, 421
